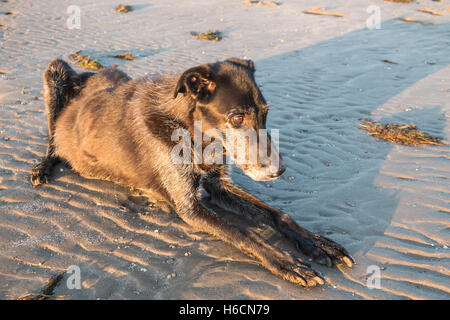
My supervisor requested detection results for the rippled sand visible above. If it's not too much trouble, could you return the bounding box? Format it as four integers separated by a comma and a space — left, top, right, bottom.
0, 0, 449, 299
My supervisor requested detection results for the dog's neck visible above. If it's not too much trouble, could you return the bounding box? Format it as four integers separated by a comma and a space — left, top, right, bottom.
137, 76, 229, 174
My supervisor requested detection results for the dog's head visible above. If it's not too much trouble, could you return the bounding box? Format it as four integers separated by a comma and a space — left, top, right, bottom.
174, 58, 285, 181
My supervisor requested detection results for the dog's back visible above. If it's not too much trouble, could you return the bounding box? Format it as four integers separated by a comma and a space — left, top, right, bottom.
53, 68, 138, 183
53, 68, 187, 190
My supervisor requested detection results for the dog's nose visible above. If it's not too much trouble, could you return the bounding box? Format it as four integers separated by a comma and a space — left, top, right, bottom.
270, 165, 286, 178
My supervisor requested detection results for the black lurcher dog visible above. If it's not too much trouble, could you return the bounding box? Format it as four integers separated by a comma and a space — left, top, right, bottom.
30, 58, 355, 287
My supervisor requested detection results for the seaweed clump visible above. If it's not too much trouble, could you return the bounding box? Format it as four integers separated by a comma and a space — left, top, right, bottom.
190, 30, 222, 41
418, 7, 444, 16
303, 7, 345, 17
116, 5, 132, 13
360, 120, 445, 146
399, 17, 431, 26
18, 272, 66, 300
70, 51, 104, 70
113, 53, 135, 60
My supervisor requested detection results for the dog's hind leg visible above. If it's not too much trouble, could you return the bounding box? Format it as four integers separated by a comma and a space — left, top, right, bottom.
31, 59, 82, 186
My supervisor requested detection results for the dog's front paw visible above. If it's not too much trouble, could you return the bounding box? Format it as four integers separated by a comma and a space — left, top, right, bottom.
264, 254, 324, 287
30, 162, 50, 186
295, 233, 355, 268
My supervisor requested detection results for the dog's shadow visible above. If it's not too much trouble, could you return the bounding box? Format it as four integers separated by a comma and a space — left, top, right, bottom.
220, 19, 449, 296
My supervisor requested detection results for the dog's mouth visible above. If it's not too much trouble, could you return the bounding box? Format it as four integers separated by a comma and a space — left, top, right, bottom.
229, 137, 286, 181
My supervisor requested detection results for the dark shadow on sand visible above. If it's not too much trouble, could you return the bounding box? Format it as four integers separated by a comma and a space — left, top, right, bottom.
228, 19, 449, 262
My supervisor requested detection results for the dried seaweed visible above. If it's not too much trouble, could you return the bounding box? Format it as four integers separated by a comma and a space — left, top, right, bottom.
116, 5, 132, 13
241, 1, 280, 6
384, 0, 415, 3
381, 59, 398, 64
70, 51, 104, 70
113, 53, 135, 60
399, 17, 431, 26
360, 120, 445, 146
418, 7, 444, 16
18, 272, 66, 300
190, 30, 222, 41
303, 7, 345, 17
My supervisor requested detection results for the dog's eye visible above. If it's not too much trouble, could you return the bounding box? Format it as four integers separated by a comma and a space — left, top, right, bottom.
231, 114, 244, 126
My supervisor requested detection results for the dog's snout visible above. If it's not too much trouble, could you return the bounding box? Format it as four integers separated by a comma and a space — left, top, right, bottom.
270, 165, 286, 178
267, 155, 285, 179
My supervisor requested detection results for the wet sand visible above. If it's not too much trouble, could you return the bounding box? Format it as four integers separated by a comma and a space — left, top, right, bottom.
0, 0, 449, 299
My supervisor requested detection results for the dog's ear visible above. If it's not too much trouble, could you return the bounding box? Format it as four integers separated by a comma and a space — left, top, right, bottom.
225, 58, 255, 73
173, 66, 216, 103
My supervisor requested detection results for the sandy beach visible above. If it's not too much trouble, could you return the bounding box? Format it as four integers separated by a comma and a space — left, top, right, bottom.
0, 0, 449, 299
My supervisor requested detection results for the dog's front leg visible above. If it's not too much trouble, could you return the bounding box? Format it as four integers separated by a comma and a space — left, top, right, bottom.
175, 200, 324, 287
202, 174, 355, 268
